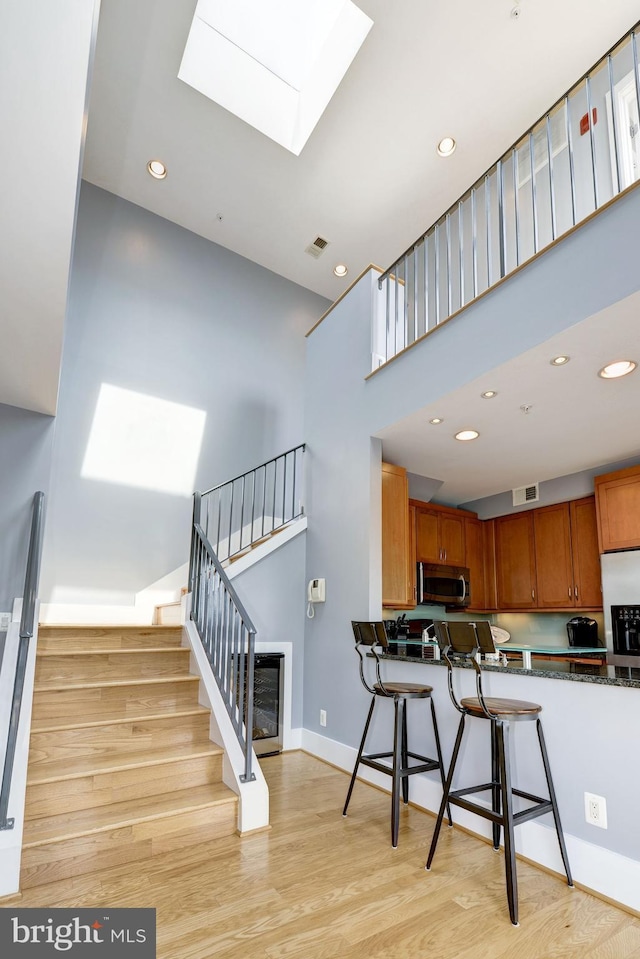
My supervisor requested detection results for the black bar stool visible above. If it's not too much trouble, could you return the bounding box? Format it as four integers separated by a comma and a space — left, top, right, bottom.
343, 621, 451, 848
426, 620, 573, 925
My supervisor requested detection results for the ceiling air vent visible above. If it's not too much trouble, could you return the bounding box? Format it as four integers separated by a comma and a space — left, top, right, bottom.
512, 483, 540, 507
305, 235, 330, 259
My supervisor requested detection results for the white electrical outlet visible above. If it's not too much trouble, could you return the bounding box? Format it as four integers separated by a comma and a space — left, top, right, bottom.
320, 709, 327, 727
0, 612, 11, 630
585, 792, 608, 829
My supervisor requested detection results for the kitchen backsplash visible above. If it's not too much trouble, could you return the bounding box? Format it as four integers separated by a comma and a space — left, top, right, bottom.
384, 607, 605, 646
493, 612, 605, 646
383, 605, 496, 627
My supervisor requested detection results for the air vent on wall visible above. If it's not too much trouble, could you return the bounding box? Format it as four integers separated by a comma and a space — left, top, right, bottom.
512, 483, 539, 507
305, 235, 330, 259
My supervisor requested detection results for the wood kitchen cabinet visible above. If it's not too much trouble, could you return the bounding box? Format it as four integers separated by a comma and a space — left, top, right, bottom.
495, 497, 602, 611
495, 512, 537, 609
381, 462, 415, 608
465, 516, 488, 611
570, 496, 602, 607
533, 503, 574, 608
595, 464, 640, 552
413, 502, 466, 566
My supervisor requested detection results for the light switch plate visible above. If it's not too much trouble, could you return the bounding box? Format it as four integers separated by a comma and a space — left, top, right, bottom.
0, 612, 11, 630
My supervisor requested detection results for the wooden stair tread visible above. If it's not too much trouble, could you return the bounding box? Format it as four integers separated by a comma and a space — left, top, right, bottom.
23, 783, 237, 847
36, 647, 189, 657
30, 706, 210, 734
37, 626, 184, 651
34, 674, 199, 692
28, 741, 222, 785
38, 624, 183, 631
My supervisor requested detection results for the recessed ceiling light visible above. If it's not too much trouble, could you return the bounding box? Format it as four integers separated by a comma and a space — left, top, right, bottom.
147, 159, 167, 180
598, 360, 637, 379
550, 355, 570, 366
429, 417, 443, 425
481, 390, 497, 399
455, 429, 479, 442
333, 264, 348, 277
437, 136, 456, 157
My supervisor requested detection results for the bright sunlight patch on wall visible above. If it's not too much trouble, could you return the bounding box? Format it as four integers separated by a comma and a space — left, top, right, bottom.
82, 384, 206, 496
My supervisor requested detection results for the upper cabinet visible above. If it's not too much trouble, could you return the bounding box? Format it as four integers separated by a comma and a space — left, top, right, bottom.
464, 516, 489, 611
413, 502, 466, 566
381, 462, 414, 609
533, 504, 577, 608
495, 512, 537, 609
495, 497, 601, 611
570, 497, 602, 607
595, 464, 640, 552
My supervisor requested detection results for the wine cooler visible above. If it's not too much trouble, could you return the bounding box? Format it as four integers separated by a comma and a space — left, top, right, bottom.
251, 652, 284, 756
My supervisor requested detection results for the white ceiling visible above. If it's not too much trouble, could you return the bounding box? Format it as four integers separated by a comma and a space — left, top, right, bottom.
376, 291, 640, 505
82, 0, 640, 300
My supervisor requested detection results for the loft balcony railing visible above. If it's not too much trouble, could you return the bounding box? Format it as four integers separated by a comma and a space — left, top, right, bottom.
375, 22, 640, 368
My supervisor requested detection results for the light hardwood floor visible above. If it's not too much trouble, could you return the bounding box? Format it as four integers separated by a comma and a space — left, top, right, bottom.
3, 751, 640, 958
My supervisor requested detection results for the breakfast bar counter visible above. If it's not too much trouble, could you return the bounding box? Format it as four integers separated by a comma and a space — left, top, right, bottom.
378, 643, 640, 689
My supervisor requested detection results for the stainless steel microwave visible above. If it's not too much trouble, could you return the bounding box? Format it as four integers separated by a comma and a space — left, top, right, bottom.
417, 562, 470, 608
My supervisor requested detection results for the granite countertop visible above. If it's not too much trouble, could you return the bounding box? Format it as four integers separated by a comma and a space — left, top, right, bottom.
377, 646, 640, 689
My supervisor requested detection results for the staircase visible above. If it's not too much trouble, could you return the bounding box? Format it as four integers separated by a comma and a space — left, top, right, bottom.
21, 624, 238, 889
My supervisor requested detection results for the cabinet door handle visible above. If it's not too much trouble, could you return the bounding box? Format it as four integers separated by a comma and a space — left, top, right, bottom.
568, 587, 572, 599
531, 589, 535, 601
575, 585, 579, 600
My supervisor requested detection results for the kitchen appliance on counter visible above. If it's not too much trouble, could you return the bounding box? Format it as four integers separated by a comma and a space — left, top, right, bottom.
566, 616, 600, 647
384, 615, 410, 640
600, 551, 640, 666
417, 563, 470, 608
384, 616, 439, 658
611, 606, 640, 659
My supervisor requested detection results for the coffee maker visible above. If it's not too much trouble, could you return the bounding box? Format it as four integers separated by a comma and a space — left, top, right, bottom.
566, 616, 600, 647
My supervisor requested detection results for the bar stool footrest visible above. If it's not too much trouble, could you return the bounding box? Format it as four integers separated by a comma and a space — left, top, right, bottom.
448, 782, 555, 826
361, 752, 441, 778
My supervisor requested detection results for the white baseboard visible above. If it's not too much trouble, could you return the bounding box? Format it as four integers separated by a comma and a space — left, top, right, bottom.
301, 729, 640, 913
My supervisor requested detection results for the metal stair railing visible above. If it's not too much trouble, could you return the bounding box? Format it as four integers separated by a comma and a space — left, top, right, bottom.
0, 491, 46, 831
189, 508, 256, 783
198, 444, 305, 563
375, 21, 640, 367
187, 445, 305, 783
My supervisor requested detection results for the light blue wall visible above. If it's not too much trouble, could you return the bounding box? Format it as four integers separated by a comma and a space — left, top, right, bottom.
303, 274, 383, 748
41, 183, 328, 605
461, 453, 640, 518
303, 183, 640, 859
0, 403, 54, 629
230, 531, 307, 729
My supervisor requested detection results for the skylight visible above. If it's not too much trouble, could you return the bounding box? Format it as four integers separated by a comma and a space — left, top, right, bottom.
179, 0, 373, 155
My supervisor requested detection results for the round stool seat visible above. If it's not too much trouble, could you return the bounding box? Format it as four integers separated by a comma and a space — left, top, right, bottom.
374, 682, 433, 698
460, 696, 542, 717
